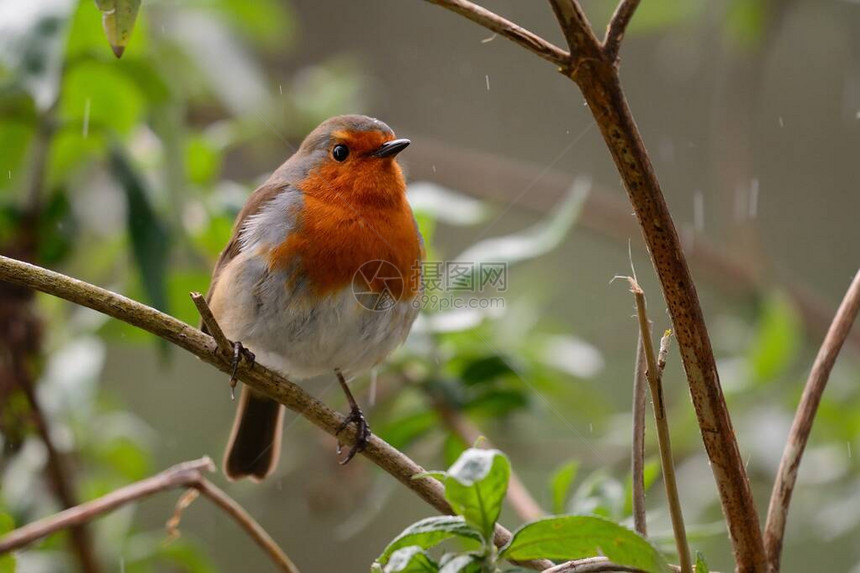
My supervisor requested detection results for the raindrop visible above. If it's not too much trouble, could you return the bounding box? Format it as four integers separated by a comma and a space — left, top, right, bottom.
432, 164, 436, 173
485, 75, 490, 91
82, 98, 91, 138
693, 190, 704, 232
778, 116, 784, 128
748, 178, 759, 219
279, 84, 283, 95
481, 33, 497, 43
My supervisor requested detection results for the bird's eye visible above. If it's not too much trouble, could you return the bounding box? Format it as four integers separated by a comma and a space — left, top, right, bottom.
332, 144, 349, 162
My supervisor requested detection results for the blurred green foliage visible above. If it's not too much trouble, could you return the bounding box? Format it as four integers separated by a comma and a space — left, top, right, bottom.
0, 0, 858, 571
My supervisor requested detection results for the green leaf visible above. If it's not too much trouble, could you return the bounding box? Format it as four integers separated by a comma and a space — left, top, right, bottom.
445, 448, 510, 540
569, 470, 625, 519
549, 460, 579, 514
499, 515, 670, 572
377, 516, 483, 565
460, 355, 514, 386
748, 291, 801, 385
60, 61, 145, 135
438, 553, 483, 573
108, 145, 170, 313
695, 552, 709, 573
378, 410, 439, 451
725, 0, 766, 50
94, 0, 141, 58
383, 546, 439, 573
453, 178, 589, 279
0, 512, 15, 572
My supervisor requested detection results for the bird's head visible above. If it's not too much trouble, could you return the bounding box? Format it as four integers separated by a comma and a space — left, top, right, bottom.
294, 115, 410, 205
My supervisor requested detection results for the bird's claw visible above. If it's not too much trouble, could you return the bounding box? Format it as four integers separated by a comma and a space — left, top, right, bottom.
228, 341, 255, 399
336, 406, 371, 465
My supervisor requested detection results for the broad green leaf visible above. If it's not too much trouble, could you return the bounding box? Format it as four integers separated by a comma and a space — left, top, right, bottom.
460, 355, 514, 386
60, 61, 145, 135
464, 388, 528, 417
377, 410, 439, 451
108, 145, 170, 313
499, 515, 670, 572
438, 553, 483, 573
445, 449, 510, 540
384, 546, 439, 573
94, 0, 141, 58
748, 291, 801, 385
695, 552, 709, 573
549, 460, 579, 515
454, 178, 589, 275
0, 513, 15, 573
377, 516, 482, 565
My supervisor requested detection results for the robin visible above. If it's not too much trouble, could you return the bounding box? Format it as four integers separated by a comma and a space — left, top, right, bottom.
204, 115, 423, 481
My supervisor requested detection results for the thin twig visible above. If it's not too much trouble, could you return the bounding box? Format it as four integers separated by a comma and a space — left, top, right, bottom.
631, 332, 648, 536
193, 479, 298, 571
764, 269, 860, 572
604, 0, 642, 60
627, 277, 691, 573
543, 555, 644, 572
421, 1, 766, 567
191, 291, 232, 355
434, 399, 545, 522
0, 457, 300, 573
0, 255, 551, 571
424, 0, 569, 67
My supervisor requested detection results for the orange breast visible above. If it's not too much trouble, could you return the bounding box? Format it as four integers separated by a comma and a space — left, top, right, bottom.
268, 161, 422, 300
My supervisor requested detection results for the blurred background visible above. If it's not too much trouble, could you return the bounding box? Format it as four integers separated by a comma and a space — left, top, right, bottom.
1, 0, 859, 571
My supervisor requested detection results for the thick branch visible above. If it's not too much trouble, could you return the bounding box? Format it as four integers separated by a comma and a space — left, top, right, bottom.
627, 278, 691, 573
424, 0, 569, 67
764, 269, 860, 572
0, 457, 298, 572
604, 0, 642, 60
0, 255, 550, 570
421, 0, 766, 567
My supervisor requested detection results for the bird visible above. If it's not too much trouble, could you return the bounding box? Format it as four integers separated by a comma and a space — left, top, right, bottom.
203, 115, 423, 481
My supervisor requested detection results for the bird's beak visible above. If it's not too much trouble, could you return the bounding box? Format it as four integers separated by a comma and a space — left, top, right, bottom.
372, 138, 411, 158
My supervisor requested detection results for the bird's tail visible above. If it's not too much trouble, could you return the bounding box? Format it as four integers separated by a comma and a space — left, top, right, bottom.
223, 388, 284, 481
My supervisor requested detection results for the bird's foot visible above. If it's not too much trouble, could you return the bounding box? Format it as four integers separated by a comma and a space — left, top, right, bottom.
228, 341, 255, 399
335, 406, 371, 465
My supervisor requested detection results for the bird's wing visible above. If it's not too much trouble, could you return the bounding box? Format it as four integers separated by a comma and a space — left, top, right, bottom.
202, 180, 289, 333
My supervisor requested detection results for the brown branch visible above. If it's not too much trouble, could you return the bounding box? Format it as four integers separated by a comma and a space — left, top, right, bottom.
421, 0, 767, 568
191, 291, 231, 355
604, 0, 642, 60
193, 479, 298, 571
631, 332, 648, 536
0, 457, 299, 573
423, 0, 569, 67
764, 269, 860, 572
543, 556, 644, 572
0, 255, 551, 571
627, 277, 691, 573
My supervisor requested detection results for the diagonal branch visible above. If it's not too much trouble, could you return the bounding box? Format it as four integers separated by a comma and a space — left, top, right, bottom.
0, 457, 299, 573
423, 0, 569, 67
604, 0, 642, 60
422, 1, 766, 568
764, 269, 860, 572
0, 255, 551, 571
